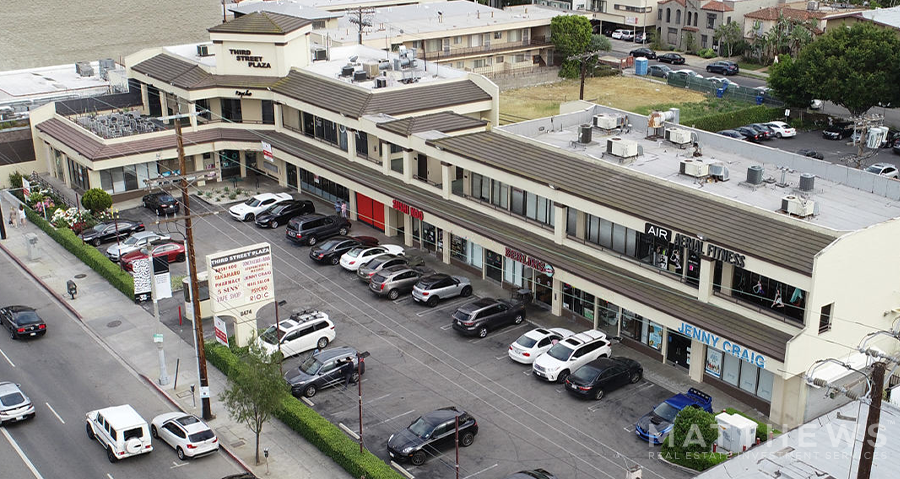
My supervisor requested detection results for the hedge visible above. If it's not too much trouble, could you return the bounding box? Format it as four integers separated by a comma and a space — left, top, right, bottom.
24, 206, 135, 299
660, 443, 729, 471
205, 342, 405, 479
724, 408, 780, 443
687, 105, 783, 133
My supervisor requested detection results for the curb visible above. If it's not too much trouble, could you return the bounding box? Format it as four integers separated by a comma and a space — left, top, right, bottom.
139, 373, 255, 474
0, 241, 83, 321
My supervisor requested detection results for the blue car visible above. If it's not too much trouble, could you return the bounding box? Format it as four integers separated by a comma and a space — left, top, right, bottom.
635, 388, 713, 444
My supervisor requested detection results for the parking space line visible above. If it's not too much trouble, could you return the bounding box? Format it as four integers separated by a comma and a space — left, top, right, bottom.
523, 369, 533, 376
415, 296, 476, 317
623, 425, 635, 433
440, 324, 453, 330
369, 409, 416, 427
495, 355, 507, 360
169, 461, 189, 469
339, 423, 360, 439
391, 461, 415, 479
555, 388, 565, 394
392, 296, 412, 304
588, 403, 605, 412
0, 349, 15, 368
463, 463, 498, 479
467, 323, 528, 343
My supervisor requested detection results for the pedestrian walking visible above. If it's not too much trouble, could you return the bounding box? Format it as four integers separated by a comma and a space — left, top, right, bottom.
8, 205, 17, 228
334, 199, 341, 216
341, 357, 355, 390
340, 201, 348, 219
17, 205, 26, 227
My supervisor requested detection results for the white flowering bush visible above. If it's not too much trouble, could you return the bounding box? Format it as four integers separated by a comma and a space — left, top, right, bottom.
51, 207, 91, 229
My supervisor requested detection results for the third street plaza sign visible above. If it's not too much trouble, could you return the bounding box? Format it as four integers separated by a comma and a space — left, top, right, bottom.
206, 243, 274, 346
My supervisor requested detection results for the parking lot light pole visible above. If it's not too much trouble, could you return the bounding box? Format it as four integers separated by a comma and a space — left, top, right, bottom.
275, 300, 287, 375
357, 350, 370, 453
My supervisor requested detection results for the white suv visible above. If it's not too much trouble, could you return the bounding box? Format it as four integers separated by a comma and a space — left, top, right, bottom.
229, 192, 293, 221
256, 311, 335, 358
532, 330, 611, 383
86, 404, 153, 462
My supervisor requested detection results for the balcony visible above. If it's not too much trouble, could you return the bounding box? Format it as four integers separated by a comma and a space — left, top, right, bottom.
421, 36, 552, 62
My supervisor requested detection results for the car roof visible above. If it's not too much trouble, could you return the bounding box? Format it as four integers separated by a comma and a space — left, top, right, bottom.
870, 163, 892, 168
562, 329, 606, 346
91, 404, 147, 429
312, 346, 358, 362
382, 264, 414, 274
458, 298, 497, 312
0, 381, 24, 395
421, 406, 464, 423
3, 305, 36, 313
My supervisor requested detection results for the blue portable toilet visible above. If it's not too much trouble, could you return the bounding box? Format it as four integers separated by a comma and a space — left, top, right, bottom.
716, 87, 725, 98
634, 57, 649, 76
756, 95, 764, 105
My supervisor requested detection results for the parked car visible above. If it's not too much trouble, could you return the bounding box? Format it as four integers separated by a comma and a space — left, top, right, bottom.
412, 273, 473, 307
120, 242, 186, 272
798, 149, 825, 160
707, 77, 739, 89
532, 330, 610, 383
256, 311, 334, 358
85, 404, 153, 462
671, 68, 700, 78
254, 199, 315, 229
706, 60, 739, 75
611, 29, 634, 41
629, 47, 656, 59
810, 99, 824, 110
733, 126, 762, 142
716, 130, 744, 139
150, 413, 218, 459
286, 214, 350, 246
81, 220, 145, 247
106, 231, 171, 262
1, 305, 47, 340
565, 357, 643, 400
285, 346, 365, 398
865, 162, 899, 179
142, 192, 180, 215
746, 123, 774, 140
764, 121, 796, 138
508, 327, 575, 364
647, 65, 672, 78
0, 382, 35, 424
635, 388, 713, 444
340, 245, 405, 272
369, 265, 432, 300
633, 32, 649, 44
502, 470, 557, 479
894, 140, 900, 155
356, 253, 423, 282
657, 53, 685, 65
228, 192, 293, 221
451, 298, 526, 338
823, 121, 854, 140
387, 407, 478, 466
309, 236, 379, 265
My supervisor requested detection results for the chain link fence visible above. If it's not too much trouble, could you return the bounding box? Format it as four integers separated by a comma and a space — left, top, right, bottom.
665, 74, 785, 108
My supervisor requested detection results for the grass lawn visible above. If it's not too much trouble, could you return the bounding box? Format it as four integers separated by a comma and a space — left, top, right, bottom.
737, 60, 767, 71
632, 98, 752, 124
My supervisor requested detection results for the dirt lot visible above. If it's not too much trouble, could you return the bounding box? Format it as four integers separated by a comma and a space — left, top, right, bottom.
500, 76, 708, 123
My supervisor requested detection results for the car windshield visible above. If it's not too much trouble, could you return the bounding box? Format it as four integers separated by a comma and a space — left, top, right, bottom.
346, 247, 363, 258
0, 392, 24, 407
371, 274, 387, 283
15, 311, 42, 325
320, 239, 342, 249
408, 417, 433, 438
123, 427, 144, 441
244, 198, 261, 207
92, 224, 107, 232
123, 235, 148, 246
298, 356, 323, 375
188, 429, 215, 442
570, 365, 601, 383
158, 194, 174, 203
866, 165, 884, 174
652, 402, 681, 422
259, 325, 285, 345
546, 343, 575, 361
269, 204, 287, 214
515, 334, 538, 349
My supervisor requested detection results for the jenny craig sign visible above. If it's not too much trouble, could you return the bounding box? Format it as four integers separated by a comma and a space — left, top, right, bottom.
678, 323, 767, 368
505, 247, 554, 277
207, 243, 274, 315
645, 223, 746, 268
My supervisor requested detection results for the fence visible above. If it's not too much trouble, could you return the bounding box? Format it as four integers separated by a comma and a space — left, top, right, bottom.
666, 74, 785, 107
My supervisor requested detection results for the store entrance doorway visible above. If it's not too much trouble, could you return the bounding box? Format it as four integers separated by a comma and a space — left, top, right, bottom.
666, 332, 691, 369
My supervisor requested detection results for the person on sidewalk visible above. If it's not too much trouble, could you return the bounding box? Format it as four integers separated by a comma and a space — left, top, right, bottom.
17, 205, 26, 228
9, 205, 18, 228
340, 201, 348, 219
340, 357, 355, 390
334, 199, 341, 216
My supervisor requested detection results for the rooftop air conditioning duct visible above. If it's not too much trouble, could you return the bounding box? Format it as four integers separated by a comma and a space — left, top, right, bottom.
782, 195, 816, 217
98, 58, 116, 80
579, 124, 592, 144
680, 159, 709, 177
665, 128, 692, 145
807, 1, 819, 10
593, 114, 622, 130
799, 173, 815, 192
313, 48, 327, 61
747, 165, 764, 185
374, 77, 387, 89
341, 65, 355, 77
606, 137, 638, 158
352, 70, 368, 82
709, 162, 729, 181
75, 61, 94, 77
364, 61, 379, 78
197, 45, 210, 57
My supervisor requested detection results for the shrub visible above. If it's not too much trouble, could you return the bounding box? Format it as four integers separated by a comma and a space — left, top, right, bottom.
660, 443, 728, 471
8, 171, 23, 189
689, 105, 782, 132
698, 48, 716, 59
81, 188, 112, 214
229, 192, 237, 200
658, 406, 725, 471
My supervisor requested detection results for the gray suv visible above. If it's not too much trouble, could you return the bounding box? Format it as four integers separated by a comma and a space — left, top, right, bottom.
286, 214, 350, 246
452, 298, 526, 338
284, 346, 365, 398
369, 265, 432, 300
357, 254, 424, 282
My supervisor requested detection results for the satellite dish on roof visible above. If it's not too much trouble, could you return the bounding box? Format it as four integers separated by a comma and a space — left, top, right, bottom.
349, 55, 359, 63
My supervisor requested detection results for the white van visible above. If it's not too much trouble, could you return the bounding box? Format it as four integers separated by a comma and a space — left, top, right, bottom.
86, 405, 153, 462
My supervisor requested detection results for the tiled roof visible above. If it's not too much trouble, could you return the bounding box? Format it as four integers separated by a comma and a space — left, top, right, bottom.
682, 26, 700, 32
745, 7, 825, 21
377, 112, 487, 137
131, 54, 280, 90
207, 11, 311, 35
271, 69, 371, 117
701, 1, 734, 12
658, 0, 687, 6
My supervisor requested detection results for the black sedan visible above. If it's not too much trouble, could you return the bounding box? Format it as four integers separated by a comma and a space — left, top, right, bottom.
706, 60, 739, 75
565, 357, 643, 400
308, 236, 379, 265
81, 220, 145, 246
743, 124, 772, 140
657, 53, 685, 65
734, 126, 762, 142
452, 298, 526, 338
629, 47, 656, 59
285, 346, 365, 398
387, 407, 478, 466
823, 121, 854, 140
717, 130, 744, 139
254, 199, 315, 229
142, 192, 179, 215
1, 306, 46, 340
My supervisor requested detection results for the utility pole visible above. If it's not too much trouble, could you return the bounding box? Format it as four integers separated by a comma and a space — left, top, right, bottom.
857, 361, 885, 479
568, 50, 605, 100
348, 7, 374, 45
144, 238, 170, 386
455, 414, 460, 479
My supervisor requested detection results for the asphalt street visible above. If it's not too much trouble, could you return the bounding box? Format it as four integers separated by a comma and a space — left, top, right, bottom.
0, 253, 243, 479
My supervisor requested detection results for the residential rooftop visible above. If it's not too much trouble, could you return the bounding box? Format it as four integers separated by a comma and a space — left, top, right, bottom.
230, 0, 444, 14
0, 61, 125, 116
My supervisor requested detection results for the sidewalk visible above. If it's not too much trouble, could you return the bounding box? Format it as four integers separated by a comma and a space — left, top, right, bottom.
0, 191, 355, 479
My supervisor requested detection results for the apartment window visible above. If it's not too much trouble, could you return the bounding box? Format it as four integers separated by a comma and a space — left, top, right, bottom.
701, 34, 708, 48
426, 39, 440, 52
819, 303, 833, 333
453, 36, 462, 45
592, 0, 607, 13
727, 16, 731, 24
658, 9, 662, 20
220, 98, 242, 122
508, 29, 522, 42
494, 31, 502, 39
666, 8, 670, 23
707, 13, 716, 30
496, 56, 504, 63
261, 100, 274, 125
312, 20, 326, 29
195, 98, 211, 120
687, 12, 692, 25
695, 14, 699, 26
675, 10, 681, 24
566, 207, 577, 236
473, 58, 491, 68
456, 61, 464, 68
515, 54, 526, 63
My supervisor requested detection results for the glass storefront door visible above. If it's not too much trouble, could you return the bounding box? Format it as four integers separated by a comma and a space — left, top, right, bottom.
534, 273, 553, 308
666, 331, 691, 369
485, 250, 503, 283
287, 165, 297, 188
220, 150, 241, 179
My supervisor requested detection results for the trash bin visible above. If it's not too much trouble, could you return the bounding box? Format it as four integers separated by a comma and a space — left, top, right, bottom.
24, 232, 41, 260
756, 95, 764, 105
716, 87, 725, 98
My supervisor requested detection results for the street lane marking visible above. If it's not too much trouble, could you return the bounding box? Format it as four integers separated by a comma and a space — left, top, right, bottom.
0, 349, 15, 367
1, 427, 45, 479
108, 475, 115, 479
45, 402, 64, 424
391, 460, 415, 479
463, 463, 498, 479
369, 409, 415, 427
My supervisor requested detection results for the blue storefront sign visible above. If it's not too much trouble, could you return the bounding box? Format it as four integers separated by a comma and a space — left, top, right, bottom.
677, 323, 766, 369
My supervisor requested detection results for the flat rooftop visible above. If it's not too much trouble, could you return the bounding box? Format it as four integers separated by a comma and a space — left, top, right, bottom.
229, 0, 443, 13
0, 61, 119, 108
500, 107, 900, 232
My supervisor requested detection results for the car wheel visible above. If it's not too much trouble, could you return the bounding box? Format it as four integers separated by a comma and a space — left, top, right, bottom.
93, 238, 101, 247
426, 296, 440, 307
631, 371, 643, 384
177, 447, 187, 461
176, 253, 185, 262
86, 422, 95, 440
338, 227, 349, 235
330, 256, 339, 265
246, 213, 254, 222
514, 314, 524, 325
304, 385, 318, 398
317, 337, 329, 349
460, 286, 472, 297
775, 133, 782, 139
351, 371, 360, 383
594, 389, 605, 400
411, 450, 427, 466
151, 425, 158, 438
478, 327, 488, 338
460, 431, 475, 447
307, 235, 317, 246
142, 201, 147, 209
388, 289, 399, 300
557, 370, 570, 384
706, 66, 712, 72
10, 330, 16, 340
271, 221, 278, 229
107, 446, 118, 463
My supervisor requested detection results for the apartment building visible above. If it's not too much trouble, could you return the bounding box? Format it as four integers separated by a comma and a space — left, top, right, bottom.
656, 0, 779, 50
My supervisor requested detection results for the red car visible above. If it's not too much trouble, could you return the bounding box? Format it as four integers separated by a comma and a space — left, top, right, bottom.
120, 242, 186, 272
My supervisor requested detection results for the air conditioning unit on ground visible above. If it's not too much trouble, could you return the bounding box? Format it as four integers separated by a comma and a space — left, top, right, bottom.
665, 128, 693, 145
197, 45, 210, 57
782, 195, 816, 217
593, 114, 623, 130
680, 159, 709, 177
606, 137, 638, 158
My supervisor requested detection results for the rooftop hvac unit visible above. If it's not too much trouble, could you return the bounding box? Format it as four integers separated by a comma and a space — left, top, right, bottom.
352, 70, 368, 82
606, 137, 638, 158
313, 48, 327, 61
374, 77, 387, 89
799, 173, 815, 192
648, 110, 675, 128
341, 65, 355, 77
579, 124, 592, 144
782, 195, 816, 217
593, 114, 622, 130
75, 61, 94, 77
708, 163, 729, 181
680, 159, 709, 178
665, 128, 692, 145
197, 44, 211, 57
807, 1, 819, 10
747, 165, 764, 185
363, 61, 379, 78
98, 58, 116, 80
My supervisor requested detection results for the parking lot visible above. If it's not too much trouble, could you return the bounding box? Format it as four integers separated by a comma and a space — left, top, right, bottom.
98, 188, 693, 479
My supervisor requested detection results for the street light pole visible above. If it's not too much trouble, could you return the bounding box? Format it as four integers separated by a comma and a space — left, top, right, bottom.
357, 350, 370, 453
144, 238, 169, 386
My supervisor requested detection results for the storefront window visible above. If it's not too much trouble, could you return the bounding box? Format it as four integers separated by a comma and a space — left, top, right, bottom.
585, 214, 637, 256
637, 232, 683, 278
450, 234, 482, 267
597, 299, 619, 329
504, 257, 525, 287
620, 310, 662, 351
299, 168, 348, 203
731, 267, 805, 324
261, 100, 275, 125
562, 283, 595, 320
221, 98, 242, 122
708, 348, 772, 402
100, 164, 154, 194
485, 250, 503, 282
67, 158, 90, 191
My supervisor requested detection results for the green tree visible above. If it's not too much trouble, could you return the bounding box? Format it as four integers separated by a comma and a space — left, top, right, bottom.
794, 22, 900, 117
220, 342, 288, 464
667, 407, 719, 454
683, 32, 697, 55
550, 15, 592, 79
768, 55, 813, 110
649, 29, 666, 51
713, 21, 742, 57
80, 188, 112, 214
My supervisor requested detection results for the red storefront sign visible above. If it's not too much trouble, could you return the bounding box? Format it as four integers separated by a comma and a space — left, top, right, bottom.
505, 247, 554, 277
392, 199, 424, 220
